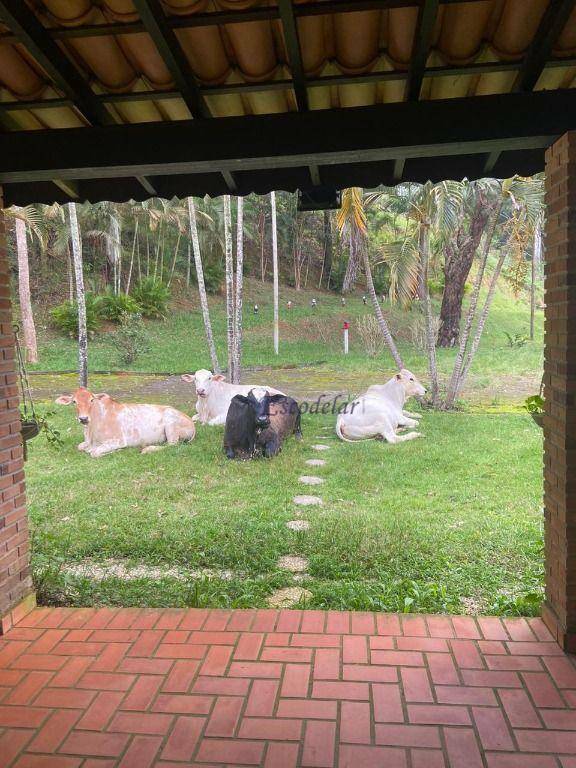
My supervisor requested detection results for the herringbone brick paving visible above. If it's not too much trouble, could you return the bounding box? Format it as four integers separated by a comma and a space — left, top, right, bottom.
0, 608, 575, 766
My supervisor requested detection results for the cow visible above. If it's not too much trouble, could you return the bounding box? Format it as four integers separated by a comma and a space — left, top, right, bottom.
55, 387, 196, 457
335, 369, 426, 444
224, 387, 302, 459
181, 369, 284, 426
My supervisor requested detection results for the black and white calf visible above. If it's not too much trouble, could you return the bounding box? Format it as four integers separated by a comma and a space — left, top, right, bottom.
224, 388, 302, 459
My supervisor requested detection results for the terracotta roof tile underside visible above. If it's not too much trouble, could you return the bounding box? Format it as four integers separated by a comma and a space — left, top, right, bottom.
0, 0, 575, 201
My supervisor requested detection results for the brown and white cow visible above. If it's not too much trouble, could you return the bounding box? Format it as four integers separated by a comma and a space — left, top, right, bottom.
55, 387, 195, 457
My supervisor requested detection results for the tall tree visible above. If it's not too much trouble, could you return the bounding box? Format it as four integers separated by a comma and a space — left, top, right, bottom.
233, 197, 244, 384
223, 195, 235, 380
436, 182, 498, 347
341, 188, 364, 293
14, 212, 38, 363
67, 203, 88, 387
271, 191, 279, 355
338, 188, 403, 368
319, 210, 333, 289
187, 197, 220, 373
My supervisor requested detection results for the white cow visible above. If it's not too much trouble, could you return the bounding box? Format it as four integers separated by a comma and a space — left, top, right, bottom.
181, 369, 284, 426
336, 369, 426, 444
56, 387, 196, 457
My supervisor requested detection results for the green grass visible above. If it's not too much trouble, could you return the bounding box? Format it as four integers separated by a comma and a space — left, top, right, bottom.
27, 407, 543, 615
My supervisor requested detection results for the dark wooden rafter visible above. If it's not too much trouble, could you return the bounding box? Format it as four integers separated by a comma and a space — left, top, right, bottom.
131, 0, 210, 120
485, 0, 576, 174
277, 0, 309, 112
405, 0, 440, 101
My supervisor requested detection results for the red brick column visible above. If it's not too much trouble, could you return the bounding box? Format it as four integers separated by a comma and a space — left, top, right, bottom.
542, 133, 576, 651
0, 188, 34, 634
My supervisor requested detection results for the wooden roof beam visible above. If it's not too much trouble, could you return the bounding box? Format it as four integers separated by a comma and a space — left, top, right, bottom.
405, 0, 440, 101
277, 0, 308, 112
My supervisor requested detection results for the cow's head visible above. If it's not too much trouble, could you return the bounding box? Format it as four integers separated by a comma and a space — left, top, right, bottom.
55, 387, 101, 425
395, 369, 427, 398
181, 369, 225, 398
245, 388, 281, 429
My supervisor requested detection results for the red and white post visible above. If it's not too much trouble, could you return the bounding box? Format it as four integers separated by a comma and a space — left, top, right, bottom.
343, 321, 349, 355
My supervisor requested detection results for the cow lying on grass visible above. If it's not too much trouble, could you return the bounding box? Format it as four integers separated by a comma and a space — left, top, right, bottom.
56, 387, 196, 457
181, 369, 284, 426
336, 369, 426, 444
224, 387, 302, 459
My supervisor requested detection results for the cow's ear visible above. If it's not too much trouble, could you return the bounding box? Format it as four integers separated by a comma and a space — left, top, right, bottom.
213, 374, 226, 382
268, 394, 285, 404
234, 395, 250, 405
395, 373, 402, 380
55, 395, 73, 405
181, 374, 195, 383
93, 393, 108, 400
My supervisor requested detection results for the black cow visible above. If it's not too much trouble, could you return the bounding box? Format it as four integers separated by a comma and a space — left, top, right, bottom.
224, 388, 302, 459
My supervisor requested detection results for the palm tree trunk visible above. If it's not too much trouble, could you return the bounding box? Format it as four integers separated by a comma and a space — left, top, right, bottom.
419, 223, 439, 405
67, 203, 88, 387
110, 213, 121, 295
15, 217, 38, 364
126, 218, 138, 294
223, 195, 235, 381
187, 197, 220, 373
271, 191, 279, 355
362, 247, 403, 369
444, 200, 502, 409
233, 197, 244, 384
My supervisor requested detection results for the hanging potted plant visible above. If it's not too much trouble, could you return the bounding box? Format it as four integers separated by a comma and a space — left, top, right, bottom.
525, 378, 544, 428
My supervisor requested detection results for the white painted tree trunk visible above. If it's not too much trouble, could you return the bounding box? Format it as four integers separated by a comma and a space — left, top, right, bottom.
187, 197, 220, 373
67, 203, 88, 387
224, 195, 235, 381
110, 213, 121, 295
271, 191, 279, 355
233, 197, 244, 384
126, 218, 138, 295
15, 217, 38, 363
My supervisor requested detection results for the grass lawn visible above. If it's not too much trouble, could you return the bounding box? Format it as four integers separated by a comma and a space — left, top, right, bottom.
26, 406, 544, 616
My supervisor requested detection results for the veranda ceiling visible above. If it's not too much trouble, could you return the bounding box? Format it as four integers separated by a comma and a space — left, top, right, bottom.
0, 0, 575, 204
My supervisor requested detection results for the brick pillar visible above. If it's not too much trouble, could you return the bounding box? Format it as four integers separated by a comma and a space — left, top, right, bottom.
542, 133, 576, 652
0, 188, 34, 634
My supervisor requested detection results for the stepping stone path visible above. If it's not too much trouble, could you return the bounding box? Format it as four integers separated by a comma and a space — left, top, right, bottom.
312, 444, 330, 451
278, 555, 309, 573
266, 586, 312, 608
286, 520, 310, 531
299, 475, 324, 486
305, 458, 326, 467
293, 495, 322, 506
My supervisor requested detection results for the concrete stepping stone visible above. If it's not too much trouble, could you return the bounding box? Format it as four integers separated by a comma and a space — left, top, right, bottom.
277, 555, 309, 573
299, 475, 324, 486
267, 586, 312, 608
286, 520, 310, 532
305, 459, 326, 467
293, 495, 322, 506
312, 444, 330, 451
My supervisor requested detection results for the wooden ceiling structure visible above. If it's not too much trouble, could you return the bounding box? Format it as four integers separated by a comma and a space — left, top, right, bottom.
0, 0, 576, 204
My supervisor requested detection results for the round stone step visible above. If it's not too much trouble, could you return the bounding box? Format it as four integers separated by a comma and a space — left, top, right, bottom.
286, 520, 310, 532
293, 495, 322, 506
299, 476, 324, 486
267, 586, 312, 608
277, 555, 309, 573
305, 458, 326, 467
312, 444, 330, 451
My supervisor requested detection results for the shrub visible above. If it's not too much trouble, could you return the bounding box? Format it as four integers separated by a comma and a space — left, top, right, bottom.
202, 260, 224, 294
112, 312, 150, 365
131, 278, 170, 318
50, 294, 102, 337
409, 313, 441, 352
98, 291, 141, 323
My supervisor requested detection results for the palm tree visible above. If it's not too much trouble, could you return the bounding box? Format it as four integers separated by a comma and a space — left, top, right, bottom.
233, 197, 244, 384
223, 195, 235, 380
340, 187, 365, 293
11, 207, 40, 363
67, 203, 88, 387
338, 188, 403, 368
271, 191, 279, 355
187, 197, 220, 373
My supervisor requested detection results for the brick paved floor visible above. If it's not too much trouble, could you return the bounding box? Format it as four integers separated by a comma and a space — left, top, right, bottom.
0, 608, 575, 767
